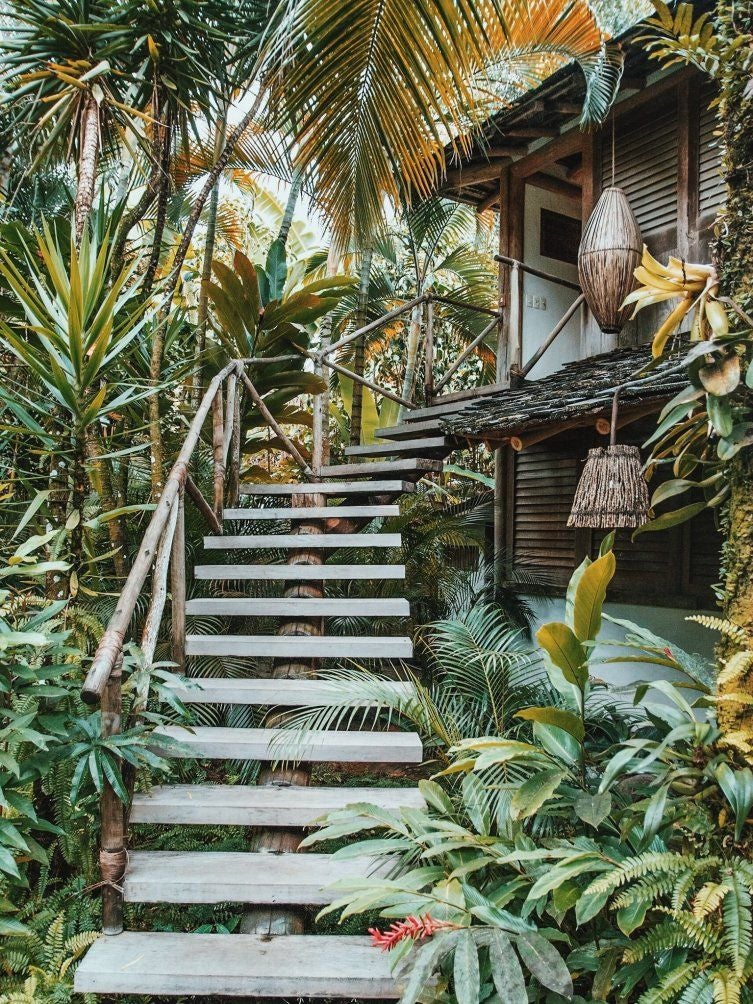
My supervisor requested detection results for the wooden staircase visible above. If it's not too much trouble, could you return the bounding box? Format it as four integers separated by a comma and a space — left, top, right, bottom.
75, 412, 462, 999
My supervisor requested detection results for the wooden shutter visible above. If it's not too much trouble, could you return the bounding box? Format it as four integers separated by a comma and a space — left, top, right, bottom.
506, 421, 721, 608
698, 85, 725, 221
509, 440, 580, 587
602, 101, 678, 245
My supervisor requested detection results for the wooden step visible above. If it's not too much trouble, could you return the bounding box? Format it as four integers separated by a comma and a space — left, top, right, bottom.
405, 384, 504, 422
193, 563, 406, 581
185, 597, 410, 617
319, 459, 442, 479
344, 436, 453, 458
153, 725, 423, 762
122, 851, 391, 904
185, 635, 413, 658
131, 783, 425, 826
375, 418, 446, 440
224, 505, 400, 520
74, 932, 401, 998
240, 480, 414, 496
164, 677, 414, 706
203, 533, 401, 549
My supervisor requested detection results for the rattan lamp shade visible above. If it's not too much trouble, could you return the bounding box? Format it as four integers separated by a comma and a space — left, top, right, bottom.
578, 186, 642, 335
567, 444, 649, 528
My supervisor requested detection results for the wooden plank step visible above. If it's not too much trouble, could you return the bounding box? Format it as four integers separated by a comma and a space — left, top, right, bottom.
185, 635, 413, 658
130, 783, 425, 826
224, 505, 400, 520
203, 533, 401, 549
193, 563, 406, 581
240, 480, 414, 496
152, 725, 423, 762
163, 677, 414, 706
185, 597, 410, 617
122, 851, 391, 904
375, 418, 446, 440
319, 459, 442, 479
345, 436, 453, 458
74, 932, 401, 998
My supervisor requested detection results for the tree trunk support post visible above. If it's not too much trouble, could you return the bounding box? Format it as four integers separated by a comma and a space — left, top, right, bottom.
171, 485, 186, 674
228, 366, 242, 506
212, 387, 225, 518
424, 296, 435, 407
100, 657, 124, 936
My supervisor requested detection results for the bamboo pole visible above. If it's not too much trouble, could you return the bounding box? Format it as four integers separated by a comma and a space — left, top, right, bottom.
239, 371, 314, 478
424, 296, 435, 406
212, 389, 225, 518
82, 361, 238, 704
185, 475, 222, 535
318, 296, 424, 359
141, 495, 180, 669
171, 486, 186, 674
100, 658, 124, 935
516, 293, 586, 379
228, 367, 242, 505
434, 315, 500, 393
222, 371, 237, 464
314, 354, 414, 410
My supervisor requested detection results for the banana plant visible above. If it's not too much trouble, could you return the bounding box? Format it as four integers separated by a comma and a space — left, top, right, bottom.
206, 247, 355, 468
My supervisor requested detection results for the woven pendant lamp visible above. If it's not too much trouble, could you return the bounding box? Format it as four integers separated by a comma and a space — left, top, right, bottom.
578, 186, 642, 334
568, 391, 649, 529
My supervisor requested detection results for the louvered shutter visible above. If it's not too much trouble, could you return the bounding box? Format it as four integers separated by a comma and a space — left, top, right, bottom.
511, 441, 580, 586
602, 102, 678, 247
698, 85, 725, 221
507, 421, 721, 607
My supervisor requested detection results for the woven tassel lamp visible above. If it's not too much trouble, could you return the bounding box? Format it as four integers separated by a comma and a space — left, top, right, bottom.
568, 391, 650, 529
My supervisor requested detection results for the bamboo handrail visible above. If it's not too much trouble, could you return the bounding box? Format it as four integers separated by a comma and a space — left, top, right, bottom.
239, 370, 314, 478
81, 359, 240, 704
311, 351, 415, 410
495, 254, 582, 292
434, 315, 501, 393
515, 293, 586, 379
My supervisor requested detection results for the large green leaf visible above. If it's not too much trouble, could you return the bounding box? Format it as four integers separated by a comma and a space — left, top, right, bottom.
572, 549, 615, 642
536, 622, 588, 689
510, 768, 566, 820
516, 706, 584, 741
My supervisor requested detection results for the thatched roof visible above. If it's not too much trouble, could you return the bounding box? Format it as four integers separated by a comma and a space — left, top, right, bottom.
440, 344, 687, 444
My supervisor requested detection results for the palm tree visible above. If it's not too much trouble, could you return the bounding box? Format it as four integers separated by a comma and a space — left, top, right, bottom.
263, 0, 621, 251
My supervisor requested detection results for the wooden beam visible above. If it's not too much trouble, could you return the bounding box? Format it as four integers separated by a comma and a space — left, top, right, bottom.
444, 158, 514, 187
525, 171, 581, 201
677, 76, 700, 260
478, 185, 502, 212
502, 127, 559, 139
511, 129, 584, 179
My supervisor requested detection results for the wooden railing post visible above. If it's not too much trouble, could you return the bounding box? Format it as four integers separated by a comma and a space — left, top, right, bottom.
212, 387, 224, 518
171, 485, 186, 674
424, 296, 434, 407
100, 657, 124, 935
228, 364, 242, 505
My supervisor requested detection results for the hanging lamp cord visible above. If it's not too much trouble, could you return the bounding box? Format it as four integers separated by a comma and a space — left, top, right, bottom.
610, 388, 620, 447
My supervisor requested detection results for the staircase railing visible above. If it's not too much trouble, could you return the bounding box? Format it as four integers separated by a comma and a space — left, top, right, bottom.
81, 358, 249, 934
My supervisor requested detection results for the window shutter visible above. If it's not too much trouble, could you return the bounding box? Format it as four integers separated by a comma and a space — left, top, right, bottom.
511, 443, 579, 584
698, 85, 725, 220
602, 102, 678, 241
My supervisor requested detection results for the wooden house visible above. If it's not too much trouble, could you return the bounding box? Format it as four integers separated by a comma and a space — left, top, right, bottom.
433, 20, 725, 614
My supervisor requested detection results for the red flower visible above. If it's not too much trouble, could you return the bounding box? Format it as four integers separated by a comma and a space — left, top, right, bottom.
664, 647, 674, 659
369, 915, 458, 951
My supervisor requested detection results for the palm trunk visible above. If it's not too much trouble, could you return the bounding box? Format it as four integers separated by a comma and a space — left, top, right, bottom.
85, 431, 127, 580
349, 246, 372, 446
75, 93, 100, 245
397, 300, 424, 422
160, 88, 266, 315
277, 168, 303, 249
191, 111, 227, 411
142, 109, 173, 295
715, 0, 753, 731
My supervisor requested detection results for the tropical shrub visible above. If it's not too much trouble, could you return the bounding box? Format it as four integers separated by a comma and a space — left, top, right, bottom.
302, 546, 753, 1003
